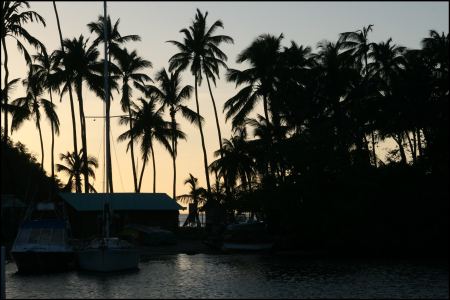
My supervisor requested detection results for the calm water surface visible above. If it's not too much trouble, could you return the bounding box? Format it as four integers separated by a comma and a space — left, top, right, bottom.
5, 254, 448, 299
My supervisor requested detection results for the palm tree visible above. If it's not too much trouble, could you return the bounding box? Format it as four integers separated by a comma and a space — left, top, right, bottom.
224, 33, 283, 128
52, 0, 80, 190
88, 15, 141, 192
56, 150, 98, 193
177, 173, 206, 227
244, 114, 280, 179
339, 25, 378, 166
339, 25, 375, 76
175, 9, 233, 170
421, 30, 449, 78
113, 47, 152, 192
10, 68, 60, 172
32, 49, 60, 180
209, 133, 255, 194
168, 8, 233, 202
1, 1, 46, 143
315, 39, 358, 162
53, 35, 105, 193
368, 38, 407, 164
144, 68, 201, 200
118, 97, 180, 193
87, 15, 141, 60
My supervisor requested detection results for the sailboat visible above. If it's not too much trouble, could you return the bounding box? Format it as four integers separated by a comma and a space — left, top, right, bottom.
76, 0, 140, 272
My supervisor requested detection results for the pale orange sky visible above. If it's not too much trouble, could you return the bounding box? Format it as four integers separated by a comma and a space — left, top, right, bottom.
2, 2, 448, 202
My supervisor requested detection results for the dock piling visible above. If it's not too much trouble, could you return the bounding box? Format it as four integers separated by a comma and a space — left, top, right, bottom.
1, 246, 5, 299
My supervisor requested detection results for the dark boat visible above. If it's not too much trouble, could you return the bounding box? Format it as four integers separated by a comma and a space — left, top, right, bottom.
11, 202, 75, 273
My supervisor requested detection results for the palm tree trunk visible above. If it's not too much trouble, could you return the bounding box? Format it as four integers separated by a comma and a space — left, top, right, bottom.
137, 156, 147, 193
150, 142, 156, 193
106, 51, 114, 193
206, 76, 231, 199
371, 129, 377, 167
417, 128, 423, 157
263, 94, 270, 124
171, 110, 177, 200
75, 85, 89, 193
2, 37, 9, 142
194, 76, 212, 198
69, 86, 81, 193
36, 115, 44, 171
395, 133, 407, 164
53, 1, 81, 192
206, 76, 224, 157
405, 131, 416, 164
128, 107, 138, 192
49, 90, 55, 180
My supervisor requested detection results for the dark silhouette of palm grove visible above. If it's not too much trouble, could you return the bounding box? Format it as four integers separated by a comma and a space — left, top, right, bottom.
1, 1, 448, 255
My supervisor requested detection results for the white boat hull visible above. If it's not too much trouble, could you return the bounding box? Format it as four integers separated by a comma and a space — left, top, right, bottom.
78, 248, 139, 272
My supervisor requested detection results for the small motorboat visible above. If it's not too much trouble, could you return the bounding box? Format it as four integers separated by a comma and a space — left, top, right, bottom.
11, 202, 75, 273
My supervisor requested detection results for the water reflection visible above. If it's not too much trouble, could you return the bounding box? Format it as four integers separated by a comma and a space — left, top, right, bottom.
5, 255, 449, 299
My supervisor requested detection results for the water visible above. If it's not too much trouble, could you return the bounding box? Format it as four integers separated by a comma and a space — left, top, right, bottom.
5, 254, 448, 298
178, 213, 205, 227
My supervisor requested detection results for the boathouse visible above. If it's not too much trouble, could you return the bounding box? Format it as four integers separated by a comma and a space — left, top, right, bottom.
59, 193, 184, 238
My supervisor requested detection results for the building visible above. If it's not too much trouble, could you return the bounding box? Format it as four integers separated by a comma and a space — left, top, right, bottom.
59, 193, 184, 239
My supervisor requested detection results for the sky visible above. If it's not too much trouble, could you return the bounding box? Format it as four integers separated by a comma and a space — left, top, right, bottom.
2, 1, 448, 203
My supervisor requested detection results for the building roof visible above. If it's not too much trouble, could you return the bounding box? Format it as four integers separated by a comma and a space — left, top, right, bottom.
59, 193, 183, 212
1, 194, 27, 208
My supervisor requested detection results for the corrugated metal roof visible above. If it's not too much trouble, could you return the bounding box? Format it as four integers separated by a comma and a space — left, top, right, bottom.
59, 193, 183, 211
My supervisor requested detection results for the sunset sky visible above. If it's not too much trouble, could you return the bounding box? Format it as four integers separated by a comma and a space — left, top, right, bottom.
2, 1, 448, 202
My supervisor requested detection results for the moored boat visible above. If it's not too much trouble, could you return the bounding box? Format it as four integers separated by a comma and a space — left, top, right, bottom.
77, 237, 139, 272
11, 203, 75, 273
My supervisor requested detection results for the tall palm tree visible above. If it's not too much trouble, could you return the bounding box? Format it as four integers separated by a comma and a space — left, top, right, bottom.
168, 8, 233, 202
88, 15, 142, 192
56, 149, 98, 193
315, 39, 357, 160
175, 9, 233, 169
118, 97, 181, 193
87, 15, 141, 60
53, 35, 105, 193
224, 33, 284, 128
32, 49, 60, 180
52, 0, 80, 190
144, 68, 201, 200
339, 25, 378, 166
368, 38, 407, 164
177, 173, 206, 227
1, 1, 46, 143
10, 68, 60, 172
113, 47, 152, 192
339, 25, 375, 76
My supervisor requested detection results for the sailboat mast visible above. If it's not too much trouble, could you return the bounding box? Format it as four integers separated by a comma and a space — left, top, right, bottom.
103, 0, 111, 238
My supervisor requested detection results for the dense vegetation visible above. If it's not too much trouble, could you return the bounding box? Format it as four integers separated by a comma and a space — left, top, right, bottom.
1, 2, 448, 255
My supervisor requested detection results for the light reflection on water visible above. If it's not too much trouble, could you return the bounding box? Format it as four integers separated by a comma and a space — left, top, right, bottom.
5, 254, 449, 299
